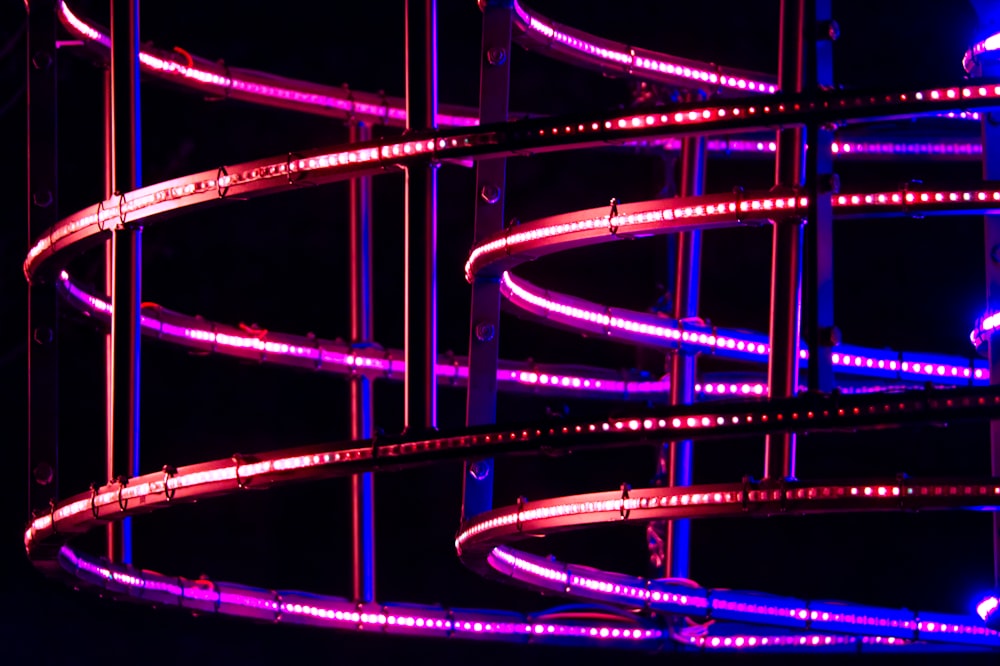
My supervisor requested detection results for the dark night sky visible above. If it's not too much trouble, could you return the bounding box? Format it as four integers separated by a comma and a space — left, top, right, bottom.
4, 1, 1000, 664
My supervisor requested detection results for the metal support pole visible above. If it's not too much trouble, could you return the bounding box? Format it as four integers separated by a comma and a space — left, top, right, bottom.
27, 0, 60, 520
110, 0, 142, 564
980, 56, 1000, 588
461, 0, 512, 522
764, 0, 807, 481
103, 67, 120, 560
804, 0, 835, 394
404, 0, 438, 432
349, 121, 376, 603
658, 135, 704, 579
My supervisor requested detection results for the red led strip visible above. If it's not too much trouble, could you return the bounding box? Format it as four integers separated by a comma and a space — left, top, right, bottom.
455, 478, 1000, 558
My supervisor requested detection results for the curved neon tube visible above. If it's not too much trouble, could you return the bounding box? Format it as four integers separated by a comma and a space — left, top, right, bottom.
501, 271, 987, 384
25, 420, 1000, 649
964, 31, 1000, 73
56, 546, 662, 646
57, 2, 477, 127
483, 546, 1000, 648
27, 86, 1000, 280
30, 3, 1000, 652
26, 384, 1000, 552
508, 0, 776, 93
457, 479, 1000, 556
59, 271, 964, 399
467, 187, 1000, 280
57, 1, 986, 154
58, 271, 671, 400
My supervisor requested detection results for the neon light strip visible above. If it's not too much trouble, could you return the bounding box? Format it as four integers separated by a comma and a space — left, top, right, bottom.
469, 187, 1000, 280
56, 272, 958, 407
58, 546, 660, 645
27, 84, 1000, 279
630, 137, 983, 158
25, 387, 1000, 550
457, 480, 1000, 556
511, 0, 776, 93
60, 546, 953, 652
54, 1, 987, 150
466, 187, 1000, 279
680, 632, 901, 651
964, 31, 1000, 72
57, 2, 476, 127
971, 311, 1000, 349
978, 595, 1000, 623
60, 0, 985, 140
480, 538, 1000, 647
57, 272, 670, 399
501, 272, 988, 384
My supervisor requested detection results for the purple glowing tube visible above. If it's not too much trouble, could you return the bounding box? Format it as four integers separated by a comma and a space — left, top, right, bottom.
56, 272, 672, 400
57, 2, 477, 127
483, 546, 1000, 648
58, 270, 981, 403
965, 31, 1000, 73
508, 0, 776, 93
500, 271, 987, 384
56, 545, 663, 646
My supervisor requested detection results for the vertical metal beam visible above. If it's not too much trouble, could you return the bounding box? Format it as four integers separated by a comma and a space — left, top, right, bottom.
349, 121, 376, 603
980, 55, 1000, 588
804, 0, 835, 394
404, 0, 438, 433
764, 0, 807, 481
461, 0, 512, 522
110, 0, 143, 564
103, 67, 121, 560
659, 135, 705, 579
27, 0, 60, 519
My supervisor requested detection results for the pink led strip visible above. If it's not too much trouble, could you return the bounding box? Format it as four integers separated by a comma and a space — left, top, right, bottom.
63, 270, 952, 398
28, 451, 1000, 649
467, 187, 1000, 280
58, 546, 661, 645
27, 92, 1000, 280
500, 271, 988, 384
625, 136, 983, 158
455, 479, 1000, 554
27, 386, 1000, 549
59, 0, 988, 143
25, 390, 1000, 649
964, 31, 1000, 73
57, 2, 476, 127
485, 547, 999, 648
681, 633, 906, 650
24, 129, 490, 279
54, 0, 988, 154
471, 521, 1000, 647
511, 0, 777, 93
57, 272, 670, 399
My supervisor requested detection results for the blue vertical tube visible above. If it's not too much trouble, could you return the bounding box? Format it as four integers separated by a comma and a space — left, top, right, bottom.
977, 43, 1000, 588
350, 121, 376, 603
662, 135, 704, 580
804, 0, 835, 394
110, 0, 142, 564
404, 0, 438, 432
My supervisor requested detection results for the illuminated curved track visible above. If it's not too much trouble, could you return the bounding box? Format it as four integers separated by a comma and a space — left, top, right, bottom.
25, 0, 1000, 654
54, 1, 985, 159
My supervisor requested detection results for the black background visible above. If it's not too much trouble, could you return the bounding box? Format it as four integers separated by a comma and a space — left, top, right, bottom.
4, 1, 1000, 663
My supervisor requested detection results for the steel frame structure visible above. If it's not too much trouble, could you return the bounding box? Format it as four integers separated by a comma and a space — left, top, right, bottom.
24, 0, 1000, 652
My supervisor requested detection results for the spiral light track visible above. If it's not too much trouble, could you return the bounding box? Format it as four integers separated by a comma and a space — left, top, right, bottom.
24, 0, 1000, 654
